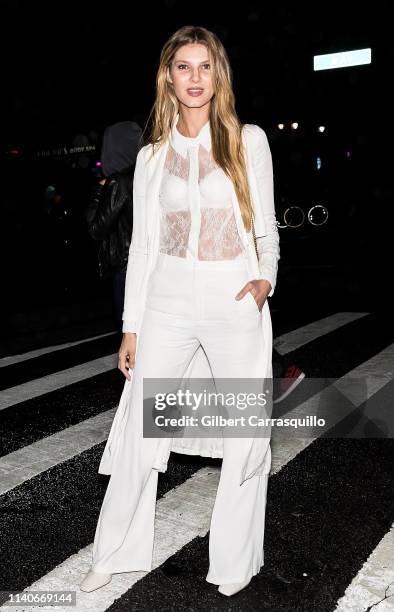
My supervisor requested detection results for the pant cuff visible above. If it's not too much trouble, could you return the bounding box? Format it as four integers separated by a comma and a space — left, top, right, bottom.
205, 561, 264, 585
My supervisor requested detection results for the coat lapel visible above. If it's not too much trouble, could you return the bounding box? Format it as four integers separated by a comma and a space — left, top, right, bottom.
241, 125, 268, 239
145, 139, 170, 247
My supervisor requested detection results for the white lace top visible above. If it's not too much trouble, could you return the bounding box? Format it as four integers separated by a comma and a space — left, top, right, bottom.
158, 117, 247, 261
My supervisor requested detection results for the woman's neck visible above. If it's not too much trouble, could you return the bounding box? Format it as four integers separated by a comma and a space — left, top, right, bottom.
176, 111, 210, 138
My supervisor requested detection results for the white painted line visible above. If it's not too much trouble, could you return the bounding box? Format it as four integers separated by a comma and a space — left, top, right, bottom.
0, 332, 117, 367
0, 354, 118, 411
0, 409, 116, 495
273, 312, 369, 354
334, 522, 394, 611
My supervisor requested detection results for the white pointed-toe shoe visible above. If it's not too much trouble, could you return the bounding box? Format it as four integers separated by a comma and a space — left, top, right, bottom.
218, 577, 251, 596
79, 569, 112, 592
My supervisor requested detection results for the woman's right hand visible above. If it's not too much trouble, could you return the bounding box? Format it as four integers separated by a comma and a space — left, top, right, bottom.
118, 332, 137, 380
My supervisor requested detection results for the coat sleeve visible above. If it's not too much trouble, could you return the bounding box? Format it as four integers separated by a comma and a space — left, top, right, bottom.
251, 125, 280, 297
85, 177, 129, 241
122, 147, 149, 333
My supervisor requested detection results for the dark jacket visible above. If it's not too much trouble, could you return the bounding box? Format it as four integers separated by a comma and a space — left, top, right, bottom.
85, 120, 143, 279
85, 167, 134, 278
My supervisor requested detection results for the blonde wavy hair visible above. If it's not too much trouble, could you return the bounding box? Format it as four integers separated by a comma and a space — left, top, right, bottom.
141, 25, 255, 233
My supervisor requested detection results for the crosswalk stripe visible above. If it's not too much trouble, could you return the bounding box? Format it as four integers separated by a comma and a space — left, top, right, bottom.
334, 521, 394, 611
273, 312, 369, 354
0, 409, 116, 495
0, 355, 118, 411
0, 332, 117, 368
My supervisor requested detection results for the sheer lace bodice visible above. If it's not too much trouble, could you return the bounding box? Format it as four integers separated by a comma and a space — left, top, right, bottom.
158, 118, 246, 261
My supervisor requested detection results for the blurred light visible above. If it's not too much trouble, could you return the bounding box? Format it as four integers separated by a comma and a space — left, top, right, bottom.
318, 125, 326, 132
278, 123, 285, 130
308, 204, 328, 226
316, 156, 322, 170
7, 148, 21, 157
95, 161, 102, 167
314, 48, 371, 71
284, 206, 305, 228
45, 185, 56, 200
291, 122, 299, 130
346, 150, 352, 158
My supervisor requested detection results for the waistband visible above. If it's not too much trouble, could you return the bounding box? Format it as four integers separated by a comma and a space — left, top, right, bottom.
156, 252, 249, 271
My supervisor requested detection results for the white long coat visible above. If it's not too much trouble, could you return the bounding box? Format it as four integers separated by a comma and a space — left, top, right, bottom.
98, 115, 280, 485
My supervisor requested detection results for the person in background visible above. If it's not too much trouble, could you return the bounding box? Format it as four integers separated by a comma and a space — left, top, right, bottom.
85, 121, 143, 327
272, 347, 305, 403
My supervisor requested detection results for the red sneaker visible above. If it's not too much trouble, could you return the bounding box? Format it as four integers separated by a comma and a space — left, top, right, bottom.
273, 365, 305, 404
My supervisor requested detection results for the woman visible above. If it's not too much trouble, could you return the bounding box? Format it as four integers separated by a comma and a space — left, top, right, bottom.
80, 25, 280, 597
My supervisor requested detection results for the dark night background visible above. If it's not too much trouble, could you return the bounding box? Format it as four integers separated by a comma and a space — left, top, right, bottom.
1, 0, 393, 356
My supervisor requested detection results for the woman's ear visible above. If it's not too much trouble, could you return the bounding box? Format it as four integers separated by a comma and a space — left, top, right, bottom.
166, 66, 173, 86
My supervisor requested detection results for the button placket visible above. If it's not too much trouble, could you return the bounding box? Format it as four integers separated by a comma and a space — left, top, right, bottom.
187, 145, 204, 318
187, 145, 201, 260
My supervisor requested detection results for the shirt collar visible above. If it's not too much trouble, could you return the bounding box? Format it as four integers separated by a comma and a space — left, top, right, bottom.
170, 112, 211, 156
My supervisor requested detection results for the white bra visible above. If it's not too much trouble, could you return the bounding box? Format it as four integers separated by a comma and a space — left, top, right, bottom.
158, 132, 246, 261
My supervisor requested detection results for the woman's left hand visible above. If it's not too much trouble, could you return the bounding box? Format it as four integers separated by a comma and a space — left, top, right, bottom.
235, 279, 272, 311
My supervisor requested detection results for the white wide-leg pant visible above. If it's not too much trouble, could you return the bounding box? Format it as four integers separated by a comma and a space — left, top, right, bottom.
92, 253, 270, 584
